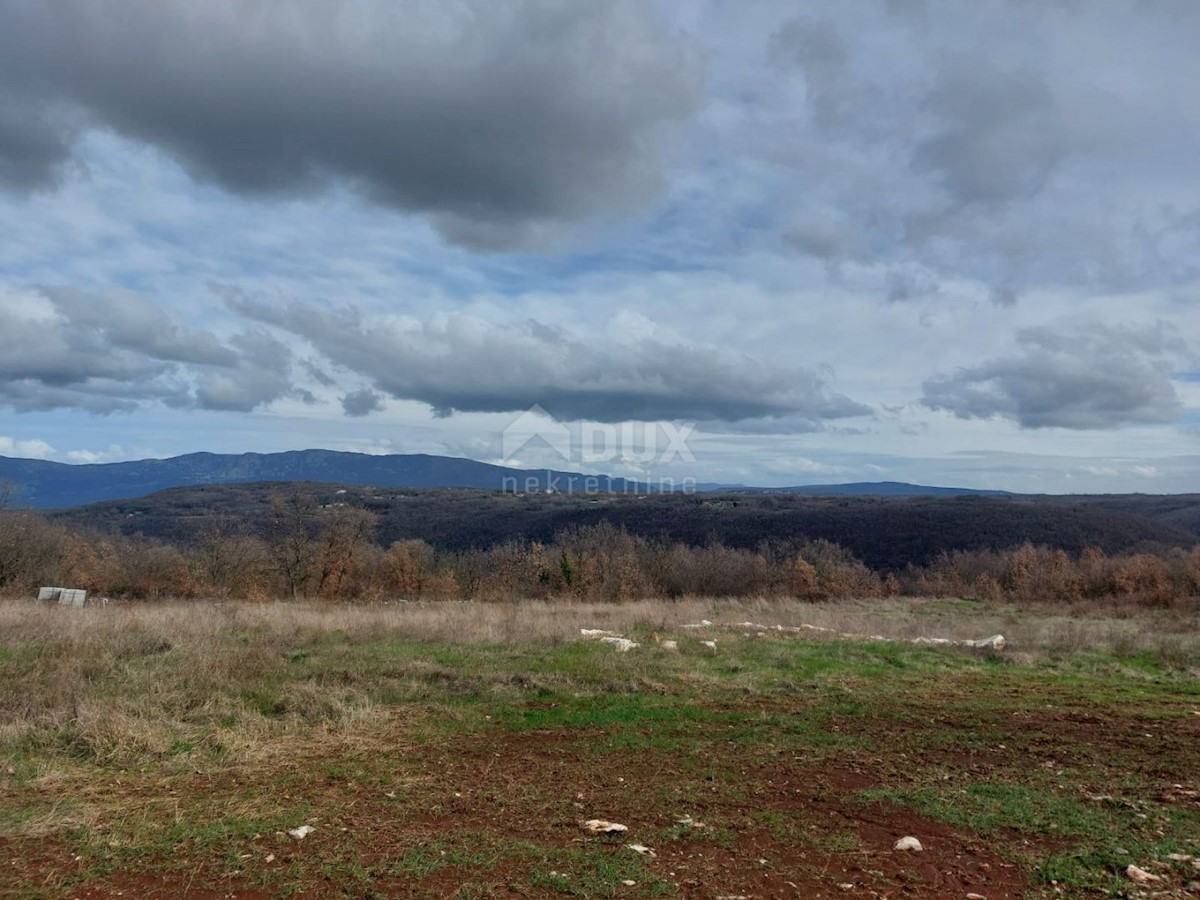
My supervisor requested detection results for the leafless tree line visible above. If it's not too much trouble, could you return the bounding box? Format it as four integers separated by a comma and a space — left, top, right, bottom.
1, 487, 1197, 607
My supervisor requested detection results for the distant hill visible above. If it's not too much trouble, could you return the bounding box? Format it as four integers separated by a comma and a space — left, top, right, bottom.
766, 481, 1010, 497
53, 482, 1198, 571
15, 449, 1196, 571
0, 450, 642, 509
2, 449, 1017, 509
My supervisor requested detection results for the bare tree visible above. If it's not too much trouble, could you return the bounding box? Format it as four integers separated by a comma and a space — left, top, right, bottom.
191, 517, 268, 598
0, 484, 24, 591
0, 484, 68, 594
313, 507, 377, 599
266, 490, 319, 601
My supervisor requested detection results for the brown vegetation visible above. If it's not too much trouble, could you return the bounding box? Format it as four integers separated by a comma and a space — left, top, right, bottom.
3, 487, 1200, 609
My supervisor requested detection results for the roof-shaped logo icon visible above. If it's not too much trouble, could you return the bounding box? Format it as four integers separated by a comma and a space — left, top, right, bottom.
501, 404, 572, 462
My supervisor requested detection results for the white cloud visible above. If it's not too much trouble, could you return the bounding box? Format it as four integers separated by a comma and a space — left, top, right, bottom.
0, 437, 55, 459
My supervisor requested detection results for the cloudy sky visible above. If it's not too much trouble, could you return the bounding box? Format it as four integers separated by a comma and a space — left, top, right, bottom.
1, 0, 1198, 492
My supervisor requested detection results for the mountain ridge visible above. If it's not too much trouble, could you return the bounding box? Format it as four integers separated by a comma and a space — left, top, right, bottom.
0, 448, 1161, 509
0, 450, 642, 508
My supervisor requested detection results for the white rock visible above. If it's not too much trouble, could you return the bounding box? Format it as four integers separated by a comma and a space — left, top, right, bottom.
622, 880, 637, 886
1126, 865, 1162, 884
661, 639, 678, 650
581, 628, 622, 638
893, 836, 923, 851
288, 825, 315, 840
599, 636, 639, 652
967, 634, 1006, 650
701, 640, 717, 650
581, 819, 628, 834
626, 844, 656, 857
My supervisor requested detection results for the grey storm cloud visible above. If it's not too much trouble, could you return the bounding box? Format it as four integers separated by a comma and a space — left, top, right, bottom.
0, 288, 296, 413
769, 18, 851, 128
921, 323, 1188, 430
885, 265, 939, 304
912, 59, 1064, 206
42, 287, 237, 368
230, 296, 871, 427
193, 329, 296, 412
0, 95, 72, 190
341, 389, 385, 418
0, 0, 700, 250
762, 1, 1200, 300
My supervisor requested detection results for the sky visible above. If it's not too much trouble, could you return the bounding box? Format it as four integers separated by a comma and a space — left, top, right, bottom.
0, 0, 1198, 493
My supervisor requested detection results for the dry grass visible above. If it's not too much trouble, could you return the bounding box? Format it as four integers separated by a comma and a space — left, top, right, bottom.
1, 595, 1197, 779
4, 594, 1198, 672
7, 593, 1199, 642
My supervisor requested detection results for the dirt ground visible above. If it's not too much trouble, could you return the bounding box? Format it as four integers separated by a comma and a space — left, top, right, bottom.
4, 709, 1149, 900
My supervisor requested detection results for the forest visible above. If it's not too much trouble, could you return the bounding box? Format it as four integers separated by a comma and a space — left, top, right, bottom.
2, 484, 1197, 608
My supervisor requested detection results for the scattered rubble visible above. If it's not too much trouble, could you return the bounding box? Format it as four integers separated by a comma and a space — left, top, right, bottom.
1126, 864, 1162, 884
684, 620, 1007, 651
579, 629, 640, 652
581, 620, 1000, 654
600, 636, 640, 652
1159, 785, 1200, 804
965, 634, 1006, 650
581, 819, 628, 834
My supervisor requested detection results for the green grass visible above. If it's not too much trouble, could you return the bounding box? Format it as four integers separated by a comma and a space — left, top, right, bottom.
527, 844, 674, 898
862, 781, 1110, 836
392, 836, 503, 878
860, 760, 1200, 890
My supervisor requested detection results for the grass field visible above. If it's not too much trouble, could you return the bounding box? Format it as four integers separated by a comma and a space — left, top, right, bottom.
1, 597, 1198, 899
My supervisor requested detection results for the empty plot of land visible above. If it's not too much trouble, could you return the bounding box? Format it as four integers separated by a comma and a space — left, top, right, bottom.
0, 598, 1198, 899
